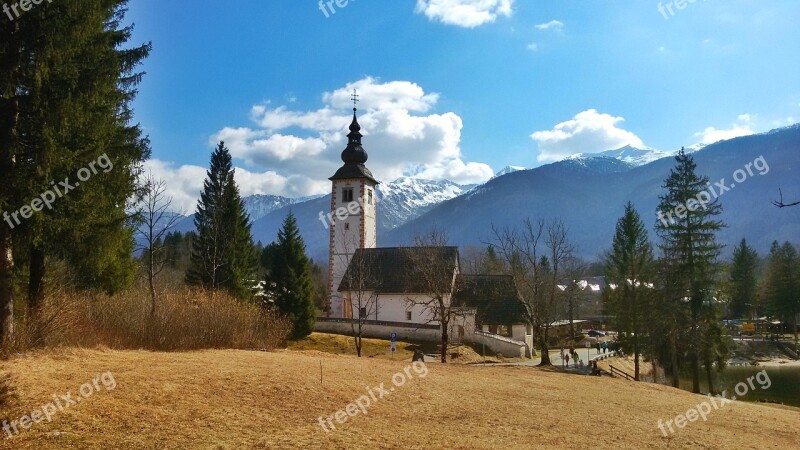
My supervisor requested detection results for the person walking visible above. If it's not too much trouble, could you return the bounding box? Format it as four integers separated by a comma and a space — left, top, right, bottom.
564, 353, 570, 368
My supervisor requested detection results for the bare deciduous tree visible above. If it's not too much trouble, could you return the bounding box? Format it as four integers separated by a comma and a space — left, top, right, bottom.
560, 257, 589, 338
136, 173, 182, 314
773, 189, 800, 208
490, 218, 574, 366
337, 230, 379, 357
403, 228, 465, 363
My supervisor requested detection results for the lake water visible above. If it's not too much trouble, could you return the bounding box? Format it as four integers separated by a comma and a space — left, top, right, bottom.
679, 366, 800, 407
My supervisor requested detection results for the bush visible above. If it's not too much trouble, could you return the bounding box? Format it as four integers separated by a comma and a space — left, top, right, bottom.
5, 288, 291, 353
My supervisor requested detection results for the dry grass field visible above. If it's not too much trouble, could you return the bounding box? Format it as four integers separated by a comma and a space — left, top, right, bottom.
1, 347, 798, 449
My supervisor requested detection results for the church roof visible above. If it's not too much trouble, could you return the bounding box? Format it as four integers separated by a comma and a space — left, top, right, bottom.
337, 247, 459, 294
453, 275, 527, 325
329, 109, 378, 184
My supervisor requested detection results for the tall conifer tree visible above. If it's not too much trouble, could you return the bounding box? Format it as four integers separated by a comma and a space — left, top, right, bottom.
655, 149, 725, 393
186, 142, 257, 298
604, 202, 654, 381
728, 239, 759, 319
764, 241, 799, 343
271, 213, 316, 339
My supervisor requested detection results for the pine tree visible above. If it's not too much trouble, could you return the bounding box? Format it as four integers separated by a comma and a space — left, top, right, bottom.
186, 142, 257, 298
764, 241, 799, 343
728, 238, 759, 320
604, 202, 654, 381
655, 149, 725, 393
699, 304, 729, 395
271, 213, 316, 339
483, 245, 504, 275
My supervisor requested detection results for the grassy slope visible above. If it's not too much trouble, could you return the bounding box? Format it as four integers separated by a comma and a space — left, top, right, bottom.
288, 333, 498, 364
1, 348, 798, 449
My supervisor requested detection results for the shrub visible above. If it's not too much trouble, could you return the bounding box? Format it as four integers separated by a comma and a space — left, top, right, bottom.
5, 288, 291, 353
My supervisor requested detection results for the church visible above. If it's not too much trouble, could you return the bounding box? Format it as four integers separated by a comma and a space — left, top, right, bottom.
317, 95, 534, 358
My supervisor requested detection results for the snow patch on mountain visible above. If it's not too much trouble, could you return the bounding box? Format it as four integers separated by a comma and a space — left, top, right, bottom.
377, 177, 473, 230
242, 195, 295, 221
493, 165, 527, 178
568, 145, 672, 167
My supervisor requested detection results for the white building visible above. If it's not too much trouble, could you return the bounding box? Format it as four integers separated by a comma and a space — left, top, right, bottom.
320, 103, 533, 358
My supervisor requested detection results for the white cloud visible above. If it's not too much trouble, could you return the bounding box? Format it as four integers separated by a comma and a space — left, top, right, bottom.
693, 114, 755, 145
535, 20, 564, 31
146, 77, 494, 210
142, 160, 207, 213
415, 0, 514, 28
530, 109, 645, 163
526, 42, 539, 51
143, 159, 329, 213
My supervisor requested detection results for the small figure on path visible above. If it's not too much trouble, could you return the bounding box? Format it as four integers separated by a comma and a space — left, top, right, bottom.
564, 353, 570, 367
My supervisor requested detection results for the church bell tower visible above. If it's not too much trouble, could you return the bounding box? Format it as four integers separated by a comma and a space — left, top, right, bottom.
328, 91, 378, 318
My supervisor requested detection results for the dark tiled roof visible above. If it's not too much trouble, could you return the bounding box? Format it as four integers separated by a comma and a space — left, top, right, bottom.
329, 163, 378, 183
453, 275, 527, 325
338, 247, 459, 294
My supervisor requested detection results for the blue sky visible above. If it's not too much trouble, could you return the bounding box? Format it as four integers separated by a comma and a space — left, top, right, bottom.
126, 0, 800, 209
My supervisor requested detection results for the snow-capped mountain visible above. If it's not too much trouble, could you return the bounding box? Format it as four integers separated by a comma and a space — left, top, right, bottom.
684, 142, 707, 153
387, 124, 800, 259
242, 194, 296, 221
493, 165, 527, 178
246, 176, 475, 260
376, 177, 475, 231
569, 145, 672, 167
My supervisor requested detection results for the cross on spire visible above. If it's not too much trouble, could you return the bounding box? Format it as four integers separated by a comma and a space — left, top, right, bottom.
351, 89, 359, 112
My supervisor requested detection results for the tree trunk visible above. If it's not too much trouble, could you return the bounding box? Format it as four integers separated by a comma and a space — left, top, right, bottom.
149, 248, 157, 315
440, 328, 448, 363
28, 243, 46, 310
0, 98, 15, 345
538, 327, 551, 366
0, 227, 13, 345
568, 296, 575, 338
149, 271, 157, 315
670, 331, 680, 388
633, 293, 640, 381
706, 364, 715, 395
689, 294, 701, 393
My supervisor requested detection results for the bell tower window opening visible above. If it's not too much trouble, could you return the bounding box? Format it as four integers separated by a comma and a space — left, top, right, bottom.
342, 188, 354, 203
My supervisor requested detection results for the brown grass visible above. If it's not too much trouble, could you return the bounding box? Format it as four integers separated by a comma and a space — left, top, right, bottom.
0, 348, 797, 449
288, 333, 488, 363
